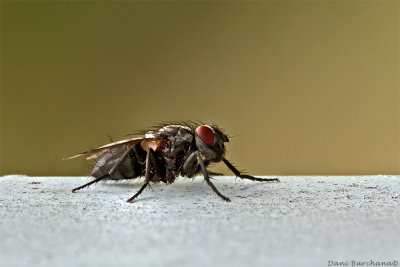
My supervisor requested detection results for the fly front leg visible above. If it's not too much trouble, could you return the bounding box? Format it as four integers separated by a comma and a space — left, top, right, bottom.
222, 158, 279, 182
72, 147, 132, 193
126, 148, 154, 203
181, 152, 199, 178
197, 152, 231, 202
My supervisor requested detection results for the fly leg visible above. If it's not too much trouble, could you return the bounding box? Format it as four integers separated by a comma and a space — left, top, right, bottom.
126, 148, 153, 203
181, 152, 198, 178
72, 174, 110, 192
72, 148, 132, 193
222, 157, 279, 182
197, 152, 231, 202
125, 182, 148, 203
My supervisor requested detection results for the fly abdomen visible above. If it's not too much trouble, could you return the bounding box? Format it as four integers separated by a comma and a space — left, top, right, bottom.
90, 144, 145, 180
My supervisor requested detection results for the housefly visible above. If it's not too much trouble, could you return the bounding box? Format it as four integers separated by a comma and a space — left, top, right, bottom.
66, 122, 279, 202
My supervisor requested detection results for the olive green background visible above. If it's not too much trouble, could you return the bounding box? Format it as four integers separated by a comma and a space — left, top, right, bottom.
1, 1, 399, 176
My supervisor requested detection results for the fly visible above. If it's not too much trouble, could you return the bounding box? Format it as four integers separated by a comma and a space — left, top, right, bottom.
65, 122, 279, 202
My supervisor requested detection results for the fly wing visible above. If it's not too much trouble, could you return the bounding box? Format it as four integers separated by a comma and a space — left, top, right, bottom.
63, 137, 156, 160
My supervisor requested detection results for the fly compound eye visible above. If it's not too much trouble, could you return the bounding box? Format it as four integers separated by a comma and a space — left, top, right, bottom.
195, 125, 214, 146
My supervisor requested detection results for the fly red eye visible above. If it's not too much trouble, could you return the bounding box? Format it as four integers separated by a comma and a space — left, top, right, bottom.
195, 125, 214, 146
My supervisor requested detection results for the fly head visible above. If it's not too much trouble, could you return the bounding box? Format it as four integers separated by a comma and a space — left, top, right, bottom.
195, 125, 229, 162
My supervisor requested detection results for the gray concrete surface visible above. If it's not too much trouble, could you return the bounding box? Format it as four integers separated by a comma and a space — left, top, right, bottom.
0, 175, 399, 267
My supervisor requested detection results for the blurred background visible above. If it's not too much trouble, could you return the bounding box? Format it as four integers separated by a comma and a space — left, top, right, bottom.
1, 1, 399, 176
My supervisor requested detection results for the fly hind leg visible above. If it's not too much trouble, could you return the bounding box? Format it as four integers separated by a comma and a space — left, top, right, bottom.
72, 148, 132, 193
72, 174, 110, 193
